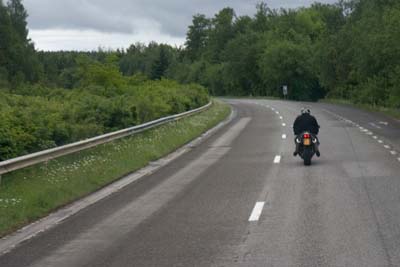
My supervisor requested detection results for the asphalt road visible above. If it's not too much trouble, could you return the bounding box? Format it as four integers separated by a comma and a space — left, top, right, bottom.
1, 99, 400, 267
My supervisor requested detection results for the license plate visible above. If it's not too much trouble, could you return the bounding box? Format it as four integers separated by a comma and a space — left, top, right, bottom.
303, 139, 311, 146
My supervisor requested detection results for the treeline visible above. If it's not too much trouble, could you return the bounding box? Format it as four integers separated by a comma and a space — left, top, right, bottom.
34, 0, 400, 106
176, 0, 400, 106
0, 0, 208, 161
1, 0, 399, 106
36, 43, 179, 89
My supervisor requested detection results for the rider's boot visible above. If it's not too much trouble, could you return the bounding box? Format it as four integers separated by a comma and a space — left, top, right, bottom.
315, 143, 320, 157
293, 143, 299, 156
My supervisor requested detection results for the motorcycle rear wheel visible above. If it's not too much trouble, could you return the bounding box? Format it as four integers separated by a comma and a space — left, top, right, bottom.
302, 147, 313, 166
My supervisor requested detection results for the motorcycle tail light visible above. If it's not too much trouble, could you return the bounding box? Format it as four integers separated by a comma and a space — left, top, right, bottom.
303, 133, 311, 138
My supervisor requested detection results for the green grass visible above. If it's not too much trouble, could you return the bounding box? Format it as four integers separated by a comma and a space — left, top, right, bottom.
321, 98, 400, 120
0, 100, 231, 237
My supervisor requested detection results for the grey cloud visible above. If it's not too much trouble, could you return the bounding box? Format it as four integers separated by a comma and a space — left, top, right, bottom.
24, 0, 336, 37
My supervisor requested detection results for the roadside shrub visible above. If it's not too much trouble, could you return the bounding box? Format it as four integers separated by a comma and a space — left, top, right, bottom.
0, 79, 209, 161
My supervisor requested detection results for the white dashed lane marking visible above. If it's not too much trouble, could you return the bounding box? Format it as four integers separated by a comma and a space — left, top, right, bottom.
249, 202, 265, 222
324, 110, 400, 163
282, 123, 286, 127
282, 134, 287, 140
369, 122, 382, 129
274, 155, 281, 164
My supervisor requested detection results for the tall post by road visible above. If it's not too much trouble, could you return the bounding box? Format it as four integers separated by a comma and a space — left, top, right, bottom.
283, 85, 288, 100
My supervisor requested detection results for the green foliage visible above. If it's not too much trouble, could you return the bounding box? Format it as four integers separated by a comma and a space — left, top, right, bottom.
319, 0, 400, 108
206, 8, 236, 63
0, 1, 210, 162
168, 0, 399, 109
76, 55, 127, 90
0, 77, 209, 161
150, 45, 170, 80
185, 14, 210, 61
259, 39, 319, 100
0, 101, 230, 237
2, 0, 399, 163
0, 0, 42, 86
7, 0, 28, 40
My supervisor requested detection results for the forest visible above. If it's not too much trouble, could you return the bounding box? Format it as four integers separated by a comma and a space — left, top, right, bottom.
0, 0, 399, 160
0, 0, 208, 160
177, 0, 400, 105
27, 0, 399, 105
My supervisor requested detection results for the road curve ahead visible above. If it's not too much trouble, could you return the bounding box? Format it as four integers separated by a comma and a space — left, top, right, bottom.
1, 99, 400, 267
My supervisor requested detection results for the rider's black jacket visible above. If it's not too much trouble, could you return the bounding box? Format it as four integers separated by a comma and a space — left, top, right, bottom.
293, 113, 320, 135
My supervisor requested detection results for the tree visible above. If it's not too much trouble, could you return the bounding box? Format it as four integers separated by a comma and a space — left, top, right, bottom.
222, 31, 261, 96
206, 8, 236, 62
7, 0, 28, 41
0, 0, 42, 86
253, 2, 271, 32
150, 45, 170, 80
185, 14, 210, 61
0, 0, 12, 85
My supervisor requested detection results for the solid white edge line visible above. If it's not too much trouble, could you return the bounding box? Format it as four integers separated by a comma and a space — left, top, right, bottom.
274, 155, 281, 164
249, 202, 265, 222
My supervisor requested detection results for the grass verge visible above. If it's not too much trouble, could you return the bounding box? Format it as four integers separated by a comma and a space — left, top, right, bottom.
320, 98, 400, 120
0, 100, 231, 237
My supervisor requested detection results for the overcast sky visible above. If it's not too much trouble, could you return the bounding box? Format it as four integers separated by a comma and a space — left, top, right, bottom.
24, 0, 336, 51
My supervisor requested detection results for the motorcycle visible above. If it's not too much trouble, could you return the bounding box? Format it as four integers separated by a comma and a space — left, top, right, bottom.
295, 131, 318, 166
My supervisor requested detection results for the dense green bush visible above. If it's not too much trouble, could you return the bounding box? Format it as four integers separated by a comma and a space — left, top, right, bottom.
0, 79, 208, 161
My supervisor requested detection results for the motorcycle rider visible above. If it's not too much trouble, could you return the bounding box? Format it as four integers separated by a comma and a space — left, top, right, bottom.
293, 108, 320, 157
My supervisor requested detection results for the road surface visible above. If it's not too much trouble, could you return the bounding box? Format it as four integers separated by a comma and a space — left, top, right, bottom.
1, 99, 400, 266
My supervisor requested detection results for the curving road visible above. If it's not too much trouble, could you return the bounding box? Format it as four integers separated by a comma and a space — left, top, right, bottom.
1, 99, 400, 266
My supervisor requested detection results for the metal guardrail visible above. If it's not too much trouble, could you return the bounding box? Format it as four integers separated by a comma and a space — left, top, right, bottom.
0, 101, 212, 182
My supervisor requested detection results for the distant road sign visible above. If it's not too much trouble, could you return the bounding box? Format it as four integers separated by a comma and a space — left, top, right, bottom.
283, 85, 288, 96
